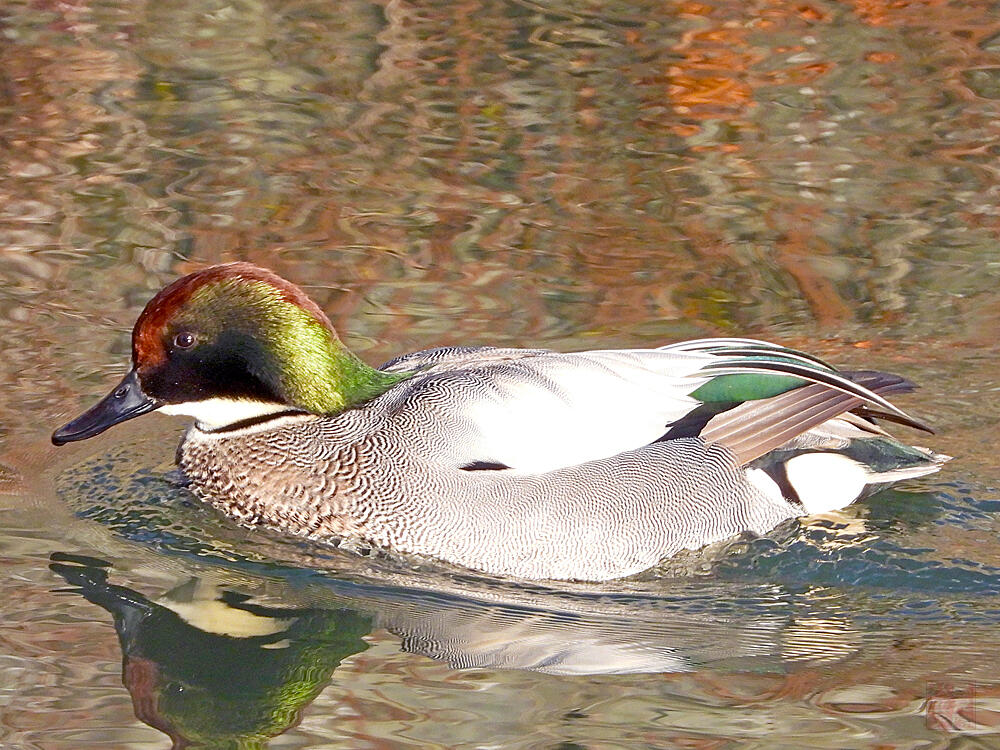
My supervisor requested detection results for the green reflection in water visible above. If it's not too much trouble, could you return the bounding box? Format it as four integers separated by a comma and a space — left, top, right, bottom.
52, 558, 372, 750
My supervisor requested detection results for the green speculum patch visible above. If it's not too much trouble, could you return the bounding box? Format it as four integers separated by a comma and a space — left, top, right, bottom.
691, 373, 808, 404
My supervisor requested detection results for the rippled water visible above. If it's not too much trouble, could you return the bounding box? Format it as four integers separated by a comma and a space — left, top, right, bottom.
3, 0, 1000, 747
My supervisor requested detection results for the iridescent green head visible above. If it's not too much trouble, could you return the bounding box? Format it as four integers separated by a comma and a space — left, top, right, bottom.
52, 262, 403, 444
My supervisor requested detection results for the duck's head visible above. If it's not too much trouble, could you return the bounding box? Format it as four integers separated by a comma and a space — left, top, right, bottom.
53, 262, 401, 445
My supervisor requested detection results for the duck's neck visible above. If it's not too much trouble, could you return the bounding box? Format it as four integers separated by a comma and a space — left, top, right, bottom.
301, 345, 406, 413
161, 345, 405, 430
241, 292, 407, 416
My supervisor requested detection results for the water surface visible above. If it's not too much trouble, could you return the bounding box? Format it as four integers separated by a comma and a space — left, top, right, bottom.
3, 0, 1000, 747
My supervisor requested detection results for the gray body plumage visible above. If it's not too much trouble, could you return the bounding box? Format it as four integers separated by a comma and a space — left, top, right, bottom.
180, 411, 795, 583
179, 345, 945, 580
176, 343, 940, 581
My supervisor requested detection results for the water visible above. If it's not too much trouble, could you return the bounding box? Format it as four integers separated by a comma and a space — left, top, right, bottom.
3, 0, 1000, 746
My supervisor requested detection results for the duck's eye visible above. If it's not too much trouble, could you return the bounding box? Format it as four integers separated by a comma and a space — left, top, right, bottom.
173, 331, 196, 349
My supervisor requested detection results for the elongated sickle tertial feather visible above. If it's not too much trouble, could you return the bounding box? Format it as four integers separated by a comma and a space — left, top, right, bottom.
701, 384, 868, 465
701, 377, 932, 465
664, 337, 835, 369
695, 359, 930, 432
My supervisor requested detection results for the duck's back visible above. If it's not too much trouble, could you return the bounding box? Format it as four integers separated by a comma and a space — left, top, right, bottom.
376, 345, 720, 473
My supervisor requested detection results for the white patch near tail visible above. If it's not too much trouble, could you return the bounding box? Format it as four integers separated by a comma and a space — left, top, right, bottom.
784, 453, 868, 514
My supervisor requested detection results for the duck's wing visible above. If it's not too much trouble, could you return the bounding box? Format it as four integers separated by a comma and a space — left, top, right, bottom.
380, 339, 930, 475
380, 345, 706, 472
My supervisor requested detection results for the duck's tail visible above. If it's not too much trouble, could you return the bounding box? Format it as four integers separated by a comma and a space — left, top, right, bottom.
662, 340, 950, 513
746, 436, 949, 515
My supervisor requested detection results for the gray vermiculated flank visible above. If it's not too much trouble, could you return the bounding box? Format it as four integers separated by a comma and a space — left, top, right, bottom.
179, 347, 801, 581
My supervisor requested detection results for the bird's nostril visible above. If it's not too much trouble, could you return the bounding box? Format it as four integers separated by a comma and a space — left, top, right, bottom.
114, 386, 128, 399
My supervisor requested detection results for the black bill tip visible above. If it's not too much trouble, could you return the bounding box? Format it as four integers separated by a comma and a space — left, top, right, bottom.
52, 369, 160, 445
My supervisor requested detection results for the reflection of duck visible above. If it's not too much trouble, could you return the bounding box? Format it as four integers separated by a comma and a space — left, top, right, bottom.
50, 551, 858, 683
50, 556, 371, 750
386, 603, 731, 675
52, 263, 945, 581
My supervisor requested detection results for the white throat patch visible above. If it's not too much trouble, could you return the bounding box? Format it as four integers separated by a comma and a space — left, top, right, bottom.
159, 398, 294, 429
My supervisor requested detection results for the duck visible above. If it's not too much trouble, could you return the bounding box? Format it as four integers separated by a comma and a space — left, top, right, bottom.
52, 262, 948, 581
